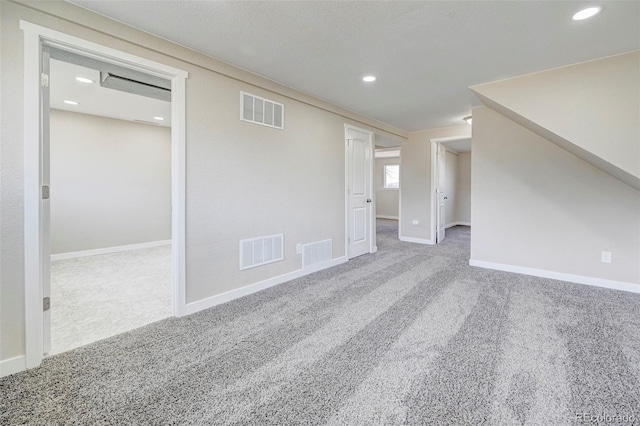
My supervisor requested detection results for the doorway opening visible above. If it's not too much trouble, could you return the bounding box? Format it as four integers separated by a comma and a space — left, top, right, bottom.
430, 136, 472, 245
21, 21, 187, 369
373, 133, 403, 248
374, 147, 400, 249
47, 53, 173, 354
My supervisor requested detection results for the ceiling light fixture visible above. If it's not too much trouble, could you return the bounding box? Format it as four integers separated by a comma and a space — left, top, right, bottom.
64, 100, 80, 105
463, 116, 472, 125
75, 77, 94, 84
362, 75, 377, 82
153, 116, 165, 121
572, 6, 601, 20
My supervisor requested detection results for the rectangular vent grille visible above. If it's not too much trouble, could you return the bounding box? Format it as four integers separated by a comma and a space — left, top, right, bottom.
302, 239, 332, 268
241, 91, 284, 129
240, 234, 284, 270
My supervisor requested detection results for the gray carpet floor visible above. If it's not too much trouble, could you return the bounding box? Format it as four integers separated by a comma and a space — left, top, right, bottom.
1, 220, 639, 425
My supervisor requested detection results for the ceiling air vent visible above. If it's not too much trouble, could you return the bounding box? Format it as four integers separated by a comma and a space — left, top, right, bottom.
101, 71, 171, 102
241, 92, 284, 130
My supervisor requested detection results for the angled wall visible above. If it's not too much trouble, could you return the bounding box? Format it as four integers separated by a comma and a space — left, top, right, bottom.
471, 51, 640, 190
471, 106, 640, 287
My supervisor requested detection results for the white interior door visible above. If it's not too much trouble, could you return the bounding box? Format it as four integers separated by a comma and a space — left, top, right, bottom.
41, 46, 52, 354
346, 127, 372, 259
436, 143, 446, 244
437, 192, 446, 243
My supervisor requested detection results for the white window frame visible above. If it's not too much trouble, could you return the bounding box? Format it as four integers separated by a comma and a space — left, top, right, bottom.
383, 164, 400, 189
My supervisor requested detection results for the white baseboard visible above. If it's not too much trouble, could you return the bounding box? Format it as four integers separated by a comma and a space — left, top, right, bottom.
399, 235, 435, 245
371, 246, 378, 253
185, 256, 349, 315
0, 355, 26, 378
376, 215, 399, 220
445, 221, 471, 229
469, 259, 640, 294
51, 240, 172, 261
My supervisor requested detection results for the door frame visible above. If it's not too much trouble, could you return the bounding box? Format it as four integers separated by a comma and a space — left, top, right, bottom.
344, 124, 376, 259
21, 21, 188, 369
430, 136, 469, 244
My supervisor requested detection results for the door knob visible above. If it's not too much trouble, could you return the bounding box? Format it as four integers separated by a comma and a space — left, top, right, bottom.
366, 199, 372, 203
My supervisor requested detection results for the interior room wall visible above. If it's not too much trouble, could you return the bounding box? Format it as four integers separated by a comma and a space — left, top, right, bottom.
50, 109, 171, 254
471, 106, 640, 286
0, 1, 407, 363
456, 152, 471, 224
443, 150, 458, 226
400, 125, 471, 243
375, 157, 400, 219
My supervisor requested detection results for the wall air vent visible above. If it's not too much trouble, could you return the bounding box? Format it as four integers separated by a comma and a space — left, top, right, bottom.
240, 234, 284, 270
302, 239, 332, 268
241, 92, 284, 129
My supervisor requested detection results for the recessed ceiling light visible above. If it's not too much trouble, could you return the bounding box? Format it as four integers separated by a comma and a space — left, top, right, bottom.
64, 100, 80, 105
362, 75, 377, 82
153, 116, 165, 121
572, 6, 601, 21
463, 116, 472, 125
75, 77, 94, 84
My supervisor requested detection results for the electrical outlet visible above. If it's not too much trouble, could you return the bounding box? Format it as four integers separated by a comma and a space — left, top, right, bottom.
296, 243, 302, 255
412, 220, 419, 225
601, 251, 612, 263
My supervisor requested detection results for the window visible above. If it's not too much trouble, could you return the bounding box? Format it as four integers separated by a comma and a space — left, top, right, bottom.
384, 164, 400, 189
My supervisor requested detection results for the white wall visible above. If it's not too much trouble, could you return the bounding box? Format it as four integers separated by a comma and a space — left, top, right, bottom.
50, 110, 171, 254
443, 150, 458, 226
471, 106, 640, 286
375, 157, 399, 219
456, 152, 471, 224
400, 125, 471, 243
0, 1, 407, 363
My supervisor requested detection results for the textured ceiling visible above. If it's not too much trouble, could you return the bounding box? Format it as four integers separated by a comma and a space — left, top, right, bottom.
71, 1, 639, 131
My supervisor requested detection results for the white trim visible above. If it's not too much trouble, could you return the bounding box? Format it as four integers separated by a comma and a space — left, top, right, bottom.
0, 356, 27, 378
50, 240, 171, 261
469, 259, 640, 294
185, 256, 349, 315
344, 128, 349, 260
445, 221, 471, 229
399, 236, 435, 245
21, 21, 188, 373
171, 71, 188, 318
376, 215, 399, 220
19, 21, 188, 78
22, 24, 43, 370
398, 149, 402, 240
